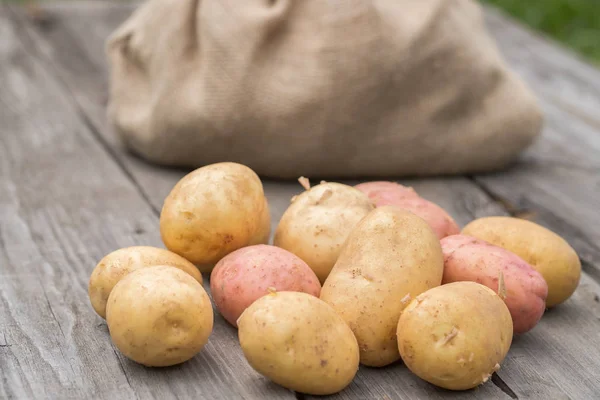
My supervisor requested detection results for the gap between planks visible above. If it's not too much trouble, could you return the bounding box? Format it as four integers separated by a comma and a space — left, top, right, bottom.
468, 174, 600, 286
8, 2, 600, 399
4, 4, 161, 218
20, 1, 600, 289
1, 4, 294, 399
4, 4, 521, 399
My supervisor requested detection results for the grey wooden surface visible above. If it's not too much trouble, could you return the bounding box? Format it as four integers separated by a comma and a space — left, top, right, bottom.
1, 1, 599, 399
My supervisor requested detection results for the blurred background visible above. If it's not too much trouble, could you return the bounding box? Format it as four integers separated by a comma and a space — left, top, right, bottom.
12, 0, 600, 66
483, 0, 600, 64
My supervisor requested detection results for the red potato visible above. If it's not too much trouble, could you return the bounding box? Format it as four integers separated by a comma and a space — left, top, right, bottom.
441, 234, 548, 334
210, 245, 321, 327
393, 197, 460, 239
355, 181, 459, 239
354, 181, 419, 205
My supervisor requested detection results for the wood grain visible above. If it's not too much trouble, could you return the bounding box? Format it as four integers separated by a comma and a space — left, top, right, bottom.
472, 9, 600, 398
477, 8, 600, 283
25, 4, 600, 277
484, 8, 600, 128
0, 5, 293, 400
3, 3, 513, 399
11, 0, 514, 246
3, 1, 600, 399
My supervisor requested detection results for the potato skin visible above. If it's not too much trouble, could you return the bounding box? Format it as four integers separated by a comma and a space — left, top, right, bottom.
462, 217, 581, 308
88, 246, 202, 319
320, 206, 444, 367
160, 162, 270, 273
355, 181, 459, 239
210, 244, 321, 327
441, 235, 548, 334
397, 282, 513, 391
354, 181, 419, 204
238, 291, 359, 395
273, 182, 374, 283
106, 266, 213, 367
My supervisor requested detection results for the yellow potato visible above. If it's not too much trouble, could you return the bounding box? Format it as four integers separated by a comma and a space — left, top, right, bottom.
320, 206, 444, 367
238, 291, 359, 396
397, 281, 513, 391
88, 246, 202, 319
160, 162, 270, 273
274, 180, 374, 282
462, 216, 581, 307
106, 265, 213, 367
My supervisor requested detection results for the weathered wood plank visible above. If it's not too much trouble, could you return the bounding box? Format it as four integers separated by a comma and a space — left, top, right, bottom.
5, 3, 515, 399
492, 274, 600, 400
0, 5, 293, 400
477, 8, 600, 282
12, 0, 507, 235
484, 8, 600, 126
6, 1, 600, 399
2, 3, 506, 399
472, 8, 600, 398
467, 8, 600, 399
0, 9, 138, 399
27, 3, 600, 279
460, 14, 600, 391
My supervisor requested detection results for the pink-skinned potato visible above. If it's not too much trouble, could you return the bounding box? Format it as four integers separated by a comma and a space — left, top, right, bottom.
441, 234, 548, 334
462, 217, 581, 308
210, 245, 321, 327
355, 181, 459, 239
394, 197, 460, 240
354, 181, 419, 205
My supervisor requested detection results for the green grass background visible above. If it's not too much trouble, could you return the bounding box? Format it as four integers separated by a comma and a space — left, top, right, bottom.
483, 0, 600, 63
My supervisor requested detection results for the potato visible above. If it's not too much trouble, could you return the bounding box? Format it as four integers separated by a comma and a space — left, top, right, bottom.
355, 181, 459, 239
354, 181, 419, 204
320, 206, 444, 367
160, 162, 270, 273
462, 217, 581, 308
238, 291, 359, 395
273, 180, 374, 283
210, 244, 321, 327
106, 265, 213, 367
441, 235, 548, 334
397, 281, 513, 391
88, 246, 202, 319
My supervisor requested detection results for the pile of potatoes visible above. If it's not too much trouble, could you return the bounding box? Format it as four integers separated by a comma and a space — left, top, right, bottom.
88, 162, 582, 395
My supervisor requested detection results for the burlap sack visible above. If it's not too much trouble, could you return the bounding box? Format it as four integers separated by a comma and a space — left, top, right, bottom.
106, 0, 543, 179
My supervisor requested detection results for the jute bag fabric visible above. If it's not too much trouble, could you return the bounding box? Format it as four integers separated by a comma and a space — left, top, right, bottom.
106, 0, 543, 179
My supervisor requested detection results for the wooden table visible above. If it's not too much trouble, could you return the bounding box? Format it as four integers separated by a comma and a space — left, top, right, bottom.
1, 1, 599, 399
